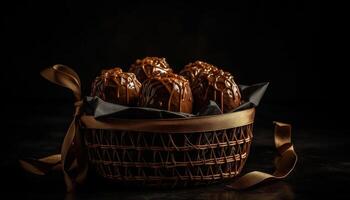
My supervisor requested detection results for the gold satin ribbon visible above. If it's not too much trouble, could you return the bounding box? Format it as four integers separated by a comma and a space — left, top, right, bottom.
226, 121, 298, 190
19, 64, 88, 192
79, 107, 255, 133
19, 65, 297, 192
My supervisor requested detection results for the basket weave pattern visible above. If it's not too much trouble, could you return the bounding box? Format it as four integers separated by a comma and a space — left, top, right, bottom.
83, 124, 253, 187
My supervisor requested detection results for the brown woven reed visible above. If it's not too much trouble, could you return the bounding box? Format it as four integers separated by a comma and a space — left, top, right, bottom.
80, 109, 254, 187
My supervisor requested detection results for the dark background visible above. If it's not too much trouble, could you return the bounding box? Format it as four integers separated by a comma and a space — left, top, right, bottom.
3, 1, 349, 200
2, 1, 323, 126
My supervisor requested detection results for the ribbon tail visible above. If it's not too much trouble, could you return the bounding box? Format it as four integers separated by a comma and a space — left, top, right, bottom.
61, 118, 77, 192
74, 120, 89, 185
19, 154, 62, 176
61, 116, 88, 192
226, 121, 298, 190
38, 154, 62, 164
19, 118, 86, 192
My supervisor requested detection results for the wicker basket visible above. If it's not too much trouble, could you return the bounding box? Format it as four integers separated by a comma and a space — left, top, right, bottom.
20, 65, 296, 192
80, 107, 255, 187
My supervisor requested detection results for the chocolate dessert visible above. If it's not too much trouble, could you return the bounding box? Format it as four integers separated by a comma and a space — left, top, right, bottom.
179, 61, 218, 85
91, 67, 141, 106
129, 57, 173, 83
191, 70, 241, 113
139, 73, 192, 113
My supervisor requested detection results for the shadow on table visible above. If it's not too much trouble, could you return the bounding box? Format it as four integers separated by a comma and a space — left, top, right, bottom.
66, 181, 293, 200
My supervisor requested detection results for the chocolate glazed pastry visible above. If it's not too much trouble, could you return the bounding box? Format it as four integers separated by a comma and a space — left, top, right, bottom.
139, 74, 193, 113
91, 67, 142, 106
192, 70, 241, 113
179, 61, 219, 85
129, 57, 173, 83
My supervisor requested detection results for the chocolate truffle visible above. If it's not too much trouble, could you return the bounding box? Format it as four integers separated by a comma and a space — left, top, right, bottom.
191, 70, 241, 113
139, 74, 192, 113
129, 57, 173, 83
179, 61, 219, 85
91, 67, 141, 106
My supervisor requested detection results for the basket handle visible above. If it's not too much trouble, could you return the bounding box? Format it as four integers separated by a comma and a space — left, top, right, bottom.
226, 121, 298, 189
19, 64, 87, 192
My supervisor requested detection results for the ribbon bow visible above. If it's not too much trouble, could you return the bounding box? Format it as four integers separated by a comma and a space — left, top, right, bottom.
19, 64, 88, 192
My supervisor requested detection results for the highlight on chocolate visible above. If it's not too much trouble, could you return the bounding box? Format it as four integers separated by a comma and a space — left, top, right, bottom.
91, 59, 241, 114
129, 57, 173, 83
91, 67, 141, 106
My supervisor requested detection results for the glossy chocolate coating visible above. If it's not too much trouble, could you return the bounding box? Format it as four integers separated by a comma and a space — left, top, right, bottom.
191, 70, 241, 113
179, 61, 219, 85
91, 67, 141, 106
139, 73, 192, 113
129, 57, 173, 83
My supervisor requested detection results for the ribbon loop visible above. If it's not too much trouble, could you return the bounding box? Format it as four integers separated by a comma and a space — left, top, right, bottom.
40, 64, 81, 101
226, 121, 298, 190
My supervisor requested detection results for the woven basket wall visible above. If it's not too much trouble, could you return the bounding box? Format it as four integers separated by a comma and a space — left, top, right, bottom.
80, 108, 254, 187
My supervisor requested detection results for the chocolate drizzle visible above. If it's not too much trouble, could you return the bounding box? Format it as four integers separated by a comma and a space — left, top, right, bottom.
129, 57, 173, 83
179, 61, 219, 85
139, 74, 192, 113
191, 69, 241, 113
91, 67, 141, 106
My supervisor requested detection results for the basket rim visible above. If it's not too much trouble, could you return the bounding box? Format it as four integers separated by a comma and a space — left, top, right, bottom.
80, 107, 255, 133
